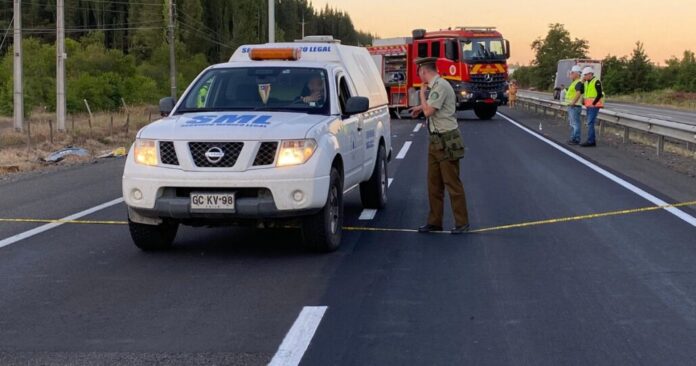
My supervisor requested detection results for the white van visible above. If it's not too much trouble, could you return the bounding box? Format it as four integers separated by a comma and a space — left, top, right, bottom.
122, 37, 392, 252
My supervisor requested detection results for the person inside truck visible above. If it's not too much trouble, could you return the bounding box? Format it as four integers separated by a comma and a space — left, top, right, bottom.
299, 75, 326, 106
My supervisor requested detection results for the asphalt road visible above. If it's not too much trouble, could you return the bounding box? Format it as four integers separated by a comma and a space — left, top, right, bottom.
518, 90, 696, 126
1, 107, 695, 365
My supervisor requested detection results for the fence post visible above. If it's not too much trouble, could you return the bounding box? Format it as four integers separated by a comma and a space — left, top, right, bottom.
83, 99, 94, 139
110, 115, 114, 140
26, 119, 32, 151
623, 126, 630, 144
125, 113, 130, 136
71, 115, 75, 134
48, 118, 54, 144
656, 135, 665, 157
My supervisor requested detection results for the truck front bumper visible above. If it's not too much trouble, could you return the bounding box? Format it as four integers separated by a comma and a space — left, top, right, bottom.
123, 165, 330, 223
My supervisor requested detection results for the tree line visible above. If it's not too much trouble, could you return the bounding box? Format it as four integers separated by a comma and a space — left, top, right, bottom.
0, 0, 374, 115
512, 24, 696, 96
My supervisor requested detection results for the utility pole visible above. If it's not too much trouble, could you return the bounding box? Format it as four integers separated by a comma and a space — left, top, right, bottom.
268, 0, 275, 43
300, 14, 306, 39
167, 0, 177, 100
56, 0, 66, 131
13, 0, 23, 132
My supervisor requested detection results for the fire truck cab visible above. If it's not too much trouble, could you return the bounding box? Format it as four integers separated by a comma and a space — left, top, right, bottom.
369, 27, 510, 120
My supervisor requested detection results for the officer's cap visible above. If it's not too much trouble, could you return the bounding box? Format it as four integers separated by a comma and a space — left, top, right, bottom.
415, 57, 438, 69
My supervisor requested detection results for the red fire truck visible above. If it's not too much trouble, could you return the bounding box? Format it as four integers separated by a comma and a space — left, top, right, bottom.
368, 27, 510, 120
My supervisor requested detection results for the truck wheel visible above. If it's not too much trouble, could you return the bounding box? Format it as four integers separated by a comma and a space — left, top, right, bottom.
360, 145, 388, 209
474, 104, 498, 120
128, 219, 179, 251
302, 168, 343, 252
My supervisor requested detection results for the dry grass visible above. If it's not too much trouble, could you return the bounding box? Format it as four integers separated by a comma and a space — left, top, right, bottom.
610, 89, 696, 110
0, 105, 159, 176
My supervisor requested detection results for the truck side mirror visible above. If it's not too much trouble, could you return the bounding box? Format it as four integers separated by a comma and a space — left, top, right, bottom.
344, 96, 369, 115
159, 97, 176, 117
505, 40, 511, 59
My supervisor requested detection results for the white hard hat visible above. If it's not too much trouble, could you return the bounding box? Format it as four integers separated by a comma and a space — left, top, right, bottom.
582, 66, 595, 76
570, 65, 583, 73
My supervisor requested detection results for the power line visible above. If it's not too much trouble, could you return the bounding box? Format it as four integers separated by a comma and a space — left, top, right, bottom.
21, 26, 163, 34
0, 15, 13, 51
177, 11, 216, 35
177, 20, 233, 49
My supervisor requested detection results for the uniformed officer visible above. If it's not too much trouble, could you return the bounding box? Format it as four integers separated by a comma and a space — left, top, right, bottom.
409, 58, 470, 234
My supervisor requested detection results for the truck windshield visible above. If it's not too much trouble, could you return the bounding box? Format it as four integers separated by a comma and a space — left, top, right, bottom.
461, 38, 506, 61
177, 67, 331, 115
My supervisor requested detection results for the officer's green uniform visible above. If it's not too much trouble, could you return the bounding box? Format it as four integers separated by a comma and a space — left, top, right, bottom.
421, 64, 469, 228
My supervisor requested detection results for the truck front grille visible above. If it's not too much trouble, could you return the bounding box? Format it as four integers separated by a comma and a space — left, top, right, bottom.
470, 73, 507, 93
159, 141, 179, 166
253, 142, 278, 166
189, 142, 244, 168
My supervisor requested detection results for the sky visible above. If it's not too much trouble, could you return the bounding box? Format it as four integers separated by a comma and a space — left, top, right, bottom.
316, 0, 696, 65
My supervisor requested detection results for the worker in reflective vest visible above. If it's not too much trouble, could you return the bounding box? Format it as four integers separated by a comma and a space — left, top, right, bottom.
197, 83, 210, 108
581, 67, 604, 147
564, 65, 584, 145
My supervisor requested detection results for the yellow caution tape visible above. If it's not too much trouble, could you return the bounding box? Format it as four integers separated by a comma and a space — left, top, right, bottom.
0, 201, 694, 234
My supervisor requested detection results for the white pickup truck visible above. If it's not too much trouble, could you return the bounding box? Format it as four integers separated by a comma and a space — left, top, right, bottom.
122, 37, 392, 252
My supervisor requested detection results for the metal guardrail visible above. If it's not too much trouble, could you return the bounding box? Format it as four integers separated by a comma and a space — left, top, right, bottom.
517, 96, 696, 156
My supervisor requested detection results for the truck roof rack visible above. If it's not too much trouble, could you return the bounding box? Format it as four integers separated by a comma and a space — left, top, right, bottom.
295, 35, 341, 44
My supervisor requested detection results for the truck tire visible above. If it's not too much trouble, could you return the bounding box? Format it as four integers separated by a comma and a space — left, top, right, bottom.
360, 144, 388, 209
302, 167, 343, 252
474, 104, 497, 120
128, 219, 179, 251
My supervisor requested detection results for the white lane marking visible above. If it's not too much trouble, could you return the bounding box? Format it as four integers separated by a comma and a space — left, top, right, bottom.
388, 178, 394, 187
359, 209, 378, 220
0, 198, 125, 249
497, 112, 696, 227
396, 141, 412, 160
269, 306, 328, 366
413, 123, 423, 133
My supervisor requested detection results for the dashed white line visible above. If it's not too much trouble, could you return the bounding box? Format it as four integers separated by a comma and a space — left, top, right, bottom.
359, 209, 378, 220
413, 123, 423, 133
395, 141, 412, 160
497, 112, 696, 227
269, 306, 328, 366
388, 178, 394, 187
0, 198, 124, 249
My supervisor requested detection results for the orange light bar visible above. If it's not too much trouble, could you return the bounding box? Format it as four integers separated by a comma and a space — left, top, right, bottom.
250, 48, 302, 61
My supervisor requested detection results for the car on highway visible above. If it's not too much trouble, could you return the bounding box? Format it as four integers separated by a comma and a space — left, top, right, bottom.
122, 36, 392, 252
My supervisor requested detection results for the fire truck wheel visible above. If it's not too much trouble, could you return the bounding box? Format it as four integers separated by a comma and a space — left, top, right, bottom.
474, 104, 498, 120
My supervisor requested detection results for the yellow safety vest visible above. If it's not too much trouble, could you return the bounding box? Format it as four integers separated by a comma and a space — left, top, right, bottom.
584, 78, 604, 108
197, 84, 210, 108
564, 79, 581, 106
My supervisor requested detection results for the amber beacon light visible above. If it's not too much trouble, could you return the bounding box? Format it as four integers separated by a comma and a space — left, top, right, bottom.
250, 48, 302, 61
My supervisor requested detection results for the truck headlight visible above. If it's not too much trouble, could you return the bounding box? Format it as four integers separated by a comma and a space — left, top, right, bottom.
134, 139, 158, 166
277, 139, 317, 167
460, 91, 471, 98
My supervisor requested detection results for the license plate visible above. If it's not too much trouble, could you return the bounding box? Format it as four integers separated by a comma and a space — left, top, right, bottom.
190, 192, 236, 212
490, 92, 498, 99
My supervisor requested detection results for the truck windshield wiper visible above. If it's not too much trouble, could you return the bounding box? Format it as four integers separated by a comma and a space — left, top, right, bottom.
174, 107, 249, 115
